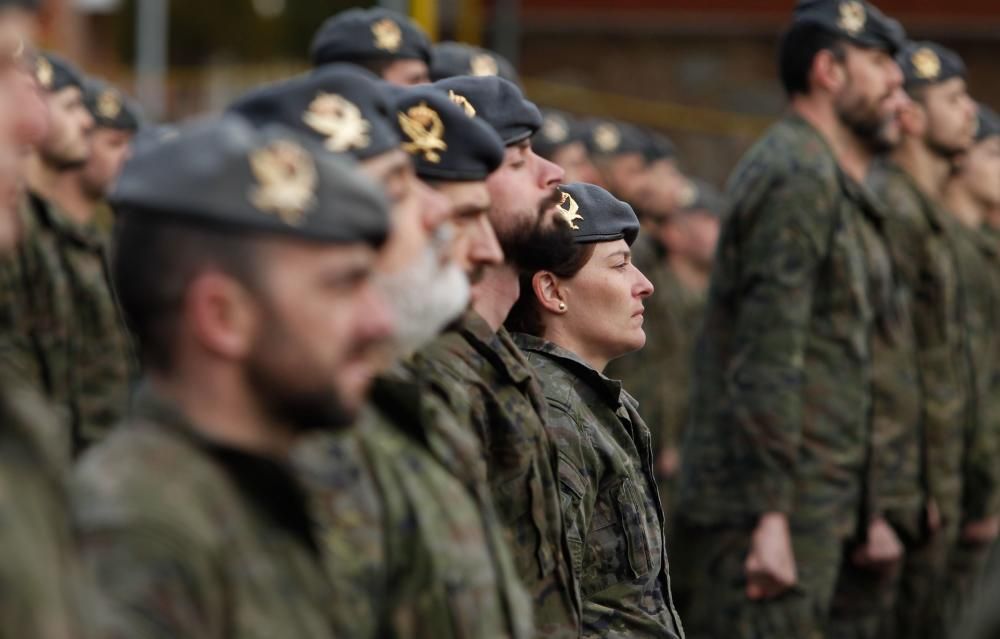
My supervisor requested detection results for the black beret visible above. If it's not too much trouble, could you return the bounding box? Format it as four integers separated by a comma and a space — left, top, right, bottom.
556, 182, 639, 246
429, 41, 520, 86
393, 86, 504, 181
0, 0, 39, 10
898, 41, 966, 90
129, 124, 178, 158
227, 65, 400, 162
110, 114, 390, 247
533, 109, 589, 159
975, 103, 1000, 143
642, 131, 677, 163
584, 119, 648, 158
84, 78, 143, 132
34, 52, 86, 93
432, 76, 541, 146
310, 8, 431, 68
677, 179, 725, 218
793, 0, 905, 55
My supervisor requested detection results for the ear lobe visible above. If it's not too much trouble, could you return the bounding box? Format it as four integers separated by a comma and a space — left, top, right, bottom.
186, 272, 257, 361
533, 271, 568, 315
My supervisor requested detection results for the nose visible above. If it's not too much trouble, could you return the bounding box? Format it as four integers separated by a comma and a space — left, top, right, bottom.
635, 269, 654, 299
886, 60, 903, 92
536, 151, 565, 189
360, 281, 396, 343
469, 215, 504, 267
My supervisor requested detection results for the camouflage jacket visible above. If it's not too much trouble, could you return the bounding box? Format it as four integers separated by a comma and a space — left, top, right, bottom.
412, 310, 581, 637
295, 368, 534, 639
0, 372, 90, 639
868, 161, 965, 534
73, 384, 336, 639
0, 193, 132, 455
514, 333, 685, 639
679, 115, 894, 538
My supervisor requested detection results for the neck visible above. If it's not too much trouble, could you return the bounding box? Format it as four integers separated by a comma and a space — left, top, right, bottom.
25, 152, 62, 202
471, 263, 519, 332
893, 137, 952, 201
791, 96, 873, 184
149, 368, 294, 459
944, 181, 986, 229
666, 254, 710, 293
50, 170, 98, 226
543, 324, 610, 373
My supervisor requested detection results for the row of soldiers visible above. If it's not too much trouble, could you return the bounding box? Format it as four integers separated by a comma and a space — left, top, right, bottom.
0, 0, 999, 638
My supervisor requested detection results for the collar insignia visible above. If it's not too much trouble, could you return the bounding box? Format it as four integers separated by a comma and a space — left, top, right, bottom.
837, 1, 866, 35
372, 18, 403, 53
911, 47, 941, 81
448, 90, 476, 117
248, 140, 318, 225
470, 53, 499, 77
35, 56, 53, 90
556, 191, 583, 230
303, 92, 371, 152
97, 90, 122, 120
399, 102, 447, 163
593, 123, 621, 153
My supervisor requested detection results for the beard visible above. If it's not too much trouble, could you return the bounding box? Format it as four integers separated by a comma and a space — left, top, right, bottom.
925, 131, 968, 161
835, 89, 896, 154
496, 190, 575, 273
377, 244, 470, 355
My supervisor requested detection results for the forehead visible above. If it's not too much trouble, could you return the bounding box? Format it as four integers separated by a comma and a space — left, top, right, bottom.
258, 237, 377, 271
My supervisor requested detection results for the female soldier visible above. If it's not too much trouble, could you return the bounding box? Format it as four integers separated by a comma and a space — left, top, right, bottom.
506, 182, 684, 638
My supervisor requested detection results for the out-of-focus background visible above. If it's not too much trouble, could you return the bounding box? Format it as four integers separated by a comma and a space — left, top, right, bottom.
35, 0, 1000, 184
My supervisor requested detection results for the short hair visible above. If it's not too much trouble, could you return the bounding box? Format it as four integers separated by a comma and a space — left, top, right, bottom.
354, 58, 398, 80
505, 243, 595, 337
778, 24, 847, 97
112, 214, 261, 372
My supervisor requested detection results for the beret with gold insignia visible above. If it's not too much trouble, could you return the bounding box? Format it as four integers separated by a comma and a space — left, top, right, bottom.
533, 109, 590, 160
429, 42, 520, 86
227, 64, 400, 161
432, 75, 541, 146
975, 103, 1000, 143
110, 114, 389, 247
897, 41, 965, 90
583, 118, 648, 158
792, 0, 905, 55
677, 178, 725, 219
393, 86, 504, 181
34, 51, 86, 93
642, 131, 677, 163
311, 8, 431, 68
84, 78, 143, 132
557, 182, 639, 246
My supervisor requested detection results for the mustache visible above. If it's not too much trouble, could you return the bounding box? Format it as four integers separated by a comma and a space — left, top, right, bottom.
540, 188, 563, 212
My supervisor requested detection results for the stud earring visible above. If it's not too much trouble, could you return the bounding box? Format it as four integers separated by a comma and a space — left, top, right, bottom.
558, 302, 567, 311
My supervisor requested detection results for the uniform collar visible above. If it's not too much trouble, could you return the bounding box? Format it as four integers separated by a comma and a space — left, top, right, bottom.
131, 383, 321, 556
28, 191, 105, 249
457, 309, 534, 385
512, 333, 624, 407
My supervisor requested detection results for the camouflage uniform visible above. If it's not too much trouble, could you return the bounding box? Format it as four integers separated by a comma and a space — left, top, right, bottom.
73, 385, 337, 639
606, 237, 706, 517
295, 368, 534, 639
0, 370, 90, 639
0, 193, 132, 455
411, 310, 582, 637
513, 332, 685, 639
674, 115, 894, 638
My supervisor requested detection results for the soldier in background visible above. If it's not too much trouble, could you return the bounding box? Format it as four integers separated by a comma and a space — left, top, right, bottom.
310, 7, 431, 86
74, 116, 394, 638
534, 109, 604, 185
430, 40, 520, 86
606, 178, 721, 516
673, 1, 905, 636
585, 118, 655, 205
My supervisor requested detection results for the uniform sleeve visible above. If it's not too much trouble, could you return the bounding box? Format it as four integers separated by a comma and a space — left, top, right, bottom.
0, 248, 45, 390
725, 172, 835, 515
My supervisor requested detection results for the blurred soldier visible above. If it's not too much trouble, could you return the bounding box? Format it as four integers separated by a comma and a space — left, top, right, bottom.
230, 68, 535, 638
0, 0, 37, 49
606, 178, 722, 516
585, 118, 653, 205
853, 42, 978, 639
410, 75, 583, 637
507, 182, 685, 638
673, 1, 905, 637
73, 115, 394, 638
0, 33, 93, 639
534, 108, 603, 185
310, 8, 431, 86
941, 102, 1000, 622
430, 40, 520, 86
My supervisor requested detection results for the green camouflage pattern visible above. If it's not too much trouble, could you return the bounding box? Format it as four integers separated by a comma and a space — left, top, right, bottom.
0, 193, 132, 456
73, 385, 337, 639
295, 368, 534, 639
411, 310, 581, 637
0, 371, 90, 639
513, 332, 684, 639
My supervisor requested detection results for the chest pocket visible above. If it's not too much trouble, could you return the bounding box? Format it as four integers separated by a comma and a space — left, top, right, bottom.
586, 477, 654, 595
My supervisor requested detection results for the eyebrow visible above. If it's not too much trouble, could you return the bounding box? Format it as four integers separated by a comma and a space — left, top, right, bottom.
607, 249, 631, 261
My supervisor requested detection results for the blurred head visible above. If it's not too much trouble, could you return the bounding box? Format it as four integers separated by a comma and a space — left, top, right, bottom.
952, 106, 1000, 212
360, 57, 429, 86
78, 127, 133, 199
34, 54, 94, 170
551, 141, 602, 184
897, 43, 977, 158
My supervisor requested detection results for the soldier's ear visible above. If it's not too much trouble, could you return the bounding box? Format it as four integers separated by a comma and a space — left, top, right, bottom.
533, 270, 568, 315
184, 271, 259, 362
812, 48, 847, 95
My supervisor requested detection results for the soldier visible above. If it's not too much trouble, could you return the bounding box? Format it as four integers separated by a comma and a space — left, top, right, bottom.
585, 118, 654, 205
673, 1, 905, 636
506, 182, 685, 638
230, 70, 535, 637
534, 109, 604, 185
855, 41, 978, 639
409, 75, 583, 637
429, 40, 520, 86
72, 115, 394, 638
310, 8, 431, 86
605, 179, 721, 517
941, 102, 1000, 622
